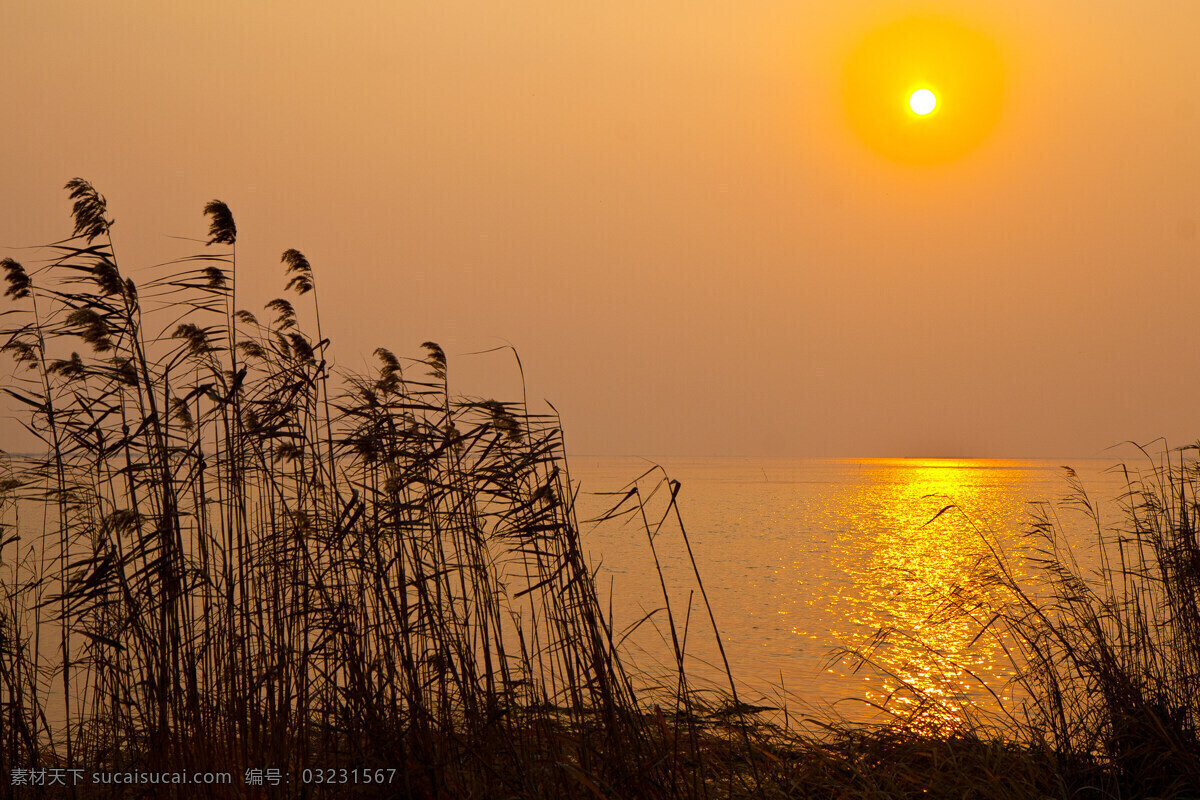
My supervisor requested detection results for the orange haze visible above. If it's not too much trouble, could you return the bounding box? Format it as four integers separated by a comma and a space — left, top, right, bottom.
1, 1, 1199, 457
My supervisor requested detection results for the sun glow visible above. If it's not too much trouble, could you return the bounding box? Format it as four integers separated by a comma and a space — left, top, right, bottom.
843, 16, 1004, 164
909, 88, 937, 115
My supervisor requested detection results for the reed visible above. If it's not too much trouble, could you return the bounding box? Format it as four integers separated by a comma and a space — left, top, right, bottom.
6, 180, 1198, 800
846, 450, 1200, 798
0, 180, 780, 799
1001, 451, 1200, 796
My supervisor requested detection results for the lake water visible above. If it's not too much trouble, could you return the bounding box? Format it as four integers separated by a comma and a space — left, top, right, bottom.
2, 450, 1147, 735
568, 456, 1135, 725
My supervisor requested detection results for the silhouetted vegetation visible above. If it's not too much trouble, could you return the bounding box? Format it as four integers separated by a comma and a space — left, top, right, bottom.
1000, 453, 1200, 796
853, 452, 1200, 798
1, 181, 1198, 798
0, 180, 777, 798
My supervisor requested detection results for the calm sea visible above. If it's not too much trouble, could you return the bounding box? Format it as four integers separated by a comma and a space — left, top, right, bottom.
6, 452, 1146, 732
568, 456, 1136, 724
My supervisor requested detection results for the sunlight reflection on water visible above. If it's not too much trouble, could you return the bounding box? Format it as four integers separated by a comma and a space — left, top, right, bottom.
571, 456, 1130, 726
825, 459, 1039, 729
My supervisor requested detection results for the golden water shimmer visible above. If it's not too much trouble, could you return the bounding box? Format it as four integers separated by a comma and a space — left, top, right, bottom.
825, 460, 1035, 728
575, 457, 1126, 726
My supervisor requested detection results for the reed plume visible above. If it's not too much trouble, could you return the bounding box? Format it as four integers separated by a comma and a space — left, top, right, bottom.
0, 180, 772, 799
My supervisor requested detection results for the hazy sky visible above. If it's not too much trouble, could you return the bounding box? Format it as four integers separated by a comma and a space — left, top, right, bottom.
2, 1, 1198, 458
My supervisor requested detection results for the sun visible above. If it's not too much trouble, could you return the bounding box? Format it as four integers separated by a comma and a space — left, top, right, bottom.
909, 88, 936, 116
843, 16, 1004, 165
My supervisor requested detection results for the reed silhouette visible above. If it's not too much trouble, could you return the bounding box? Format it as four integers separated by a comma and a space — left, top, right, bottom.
3, 181, 1198, 799
844, 451, 1200, 798
0, 181, 773, 798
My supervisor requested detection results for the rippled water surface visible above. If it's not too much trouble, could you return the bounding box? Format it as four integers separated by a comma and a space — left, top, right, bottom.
570, 457, 1131, 723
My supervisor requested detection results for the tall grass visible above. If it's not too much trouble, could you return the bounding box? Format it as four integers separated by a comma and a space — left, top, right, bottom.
6, 180, 1200, 800
0, 181, 775, 798
1001, 452, 1200, 795
852, 451, 1200, 798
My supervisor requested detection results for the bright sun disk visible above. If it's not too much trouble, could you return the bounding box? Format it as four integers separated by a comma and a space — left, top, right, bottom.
843, 15, 1004, 164
910, 88, 936, 115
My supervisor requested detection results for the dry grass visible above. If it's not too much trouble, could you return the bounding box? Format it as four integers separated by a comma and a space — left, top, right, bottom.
1, 181, 1198, 799
847, 453, 1200, 799
0, 180, 766, 798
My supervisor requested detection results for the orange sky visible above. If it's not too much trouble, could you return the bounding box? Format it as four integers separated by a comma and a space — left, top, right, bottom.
1, 1, 1198, 457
